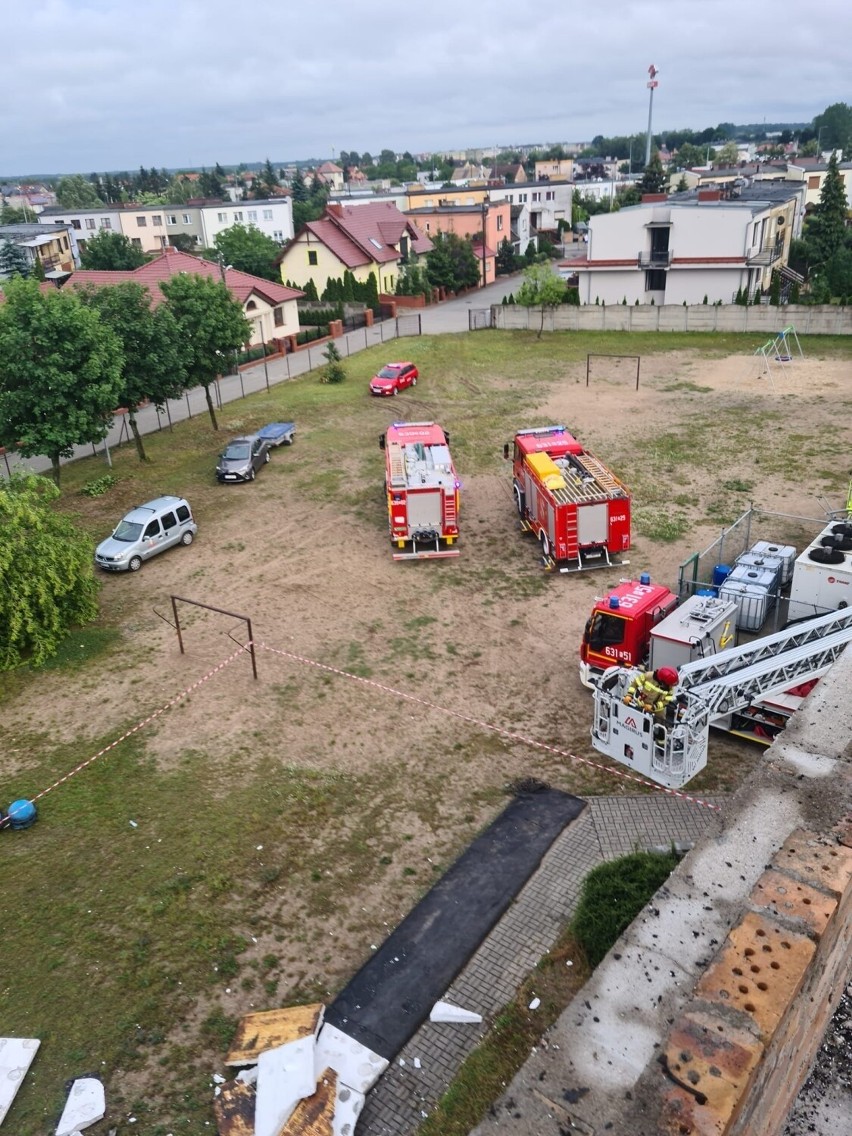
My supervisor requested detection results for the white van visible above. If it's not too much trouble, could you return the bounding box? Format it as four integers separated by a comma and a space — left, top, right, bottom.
95, 496, 197, 572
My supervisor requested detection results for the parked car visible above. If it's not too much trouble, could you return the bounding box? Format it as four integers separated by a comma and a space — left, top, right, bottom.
257, 421, 296, 447
95, 496, 196, 573
369, 361, 419, 397
216, 435, 270, 483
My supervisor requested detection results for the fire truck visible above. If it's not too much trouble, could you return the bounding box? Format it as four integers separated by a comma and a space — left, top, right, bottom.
505, 426, 631, 571
589, 603, 852, 789
379, 422, 460, 560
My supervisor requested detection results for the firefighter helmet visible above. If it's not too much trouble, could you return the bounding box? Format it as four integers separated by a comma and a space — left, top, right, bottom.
655, 667, 679, 688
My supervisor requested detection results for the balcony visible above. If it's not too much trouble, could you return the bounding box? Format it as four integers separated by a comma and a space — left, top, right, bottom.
746, 237, 784, 267
637, 249, 672, 268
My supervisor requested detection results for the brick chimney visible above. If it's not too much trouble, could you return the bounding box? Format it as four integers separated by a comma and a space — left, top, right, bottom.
698, 189, 721, 202
641, 193, 668, 203
326, 203, 344, 218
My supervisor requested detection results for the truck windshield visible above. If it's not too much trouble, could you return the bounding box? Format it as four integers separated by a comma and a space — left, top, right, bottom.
113, 520, 143, 542
588, 612, 626, 650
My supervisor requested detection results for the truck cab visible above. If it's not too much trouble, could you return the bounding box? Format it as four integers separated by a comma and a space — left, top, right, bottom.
580, 575, 678, 686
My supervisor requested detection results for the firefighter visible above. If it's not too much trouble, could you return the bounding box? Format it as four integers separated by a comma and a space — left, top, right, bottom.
624, 667, 678, 715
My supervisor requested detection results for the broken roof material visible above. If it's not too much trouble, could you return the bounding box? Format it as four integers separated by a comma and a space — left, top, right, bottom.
226, 1003, 324, 1066
0, 1038, 40, 1126
55, 1077, 106, 1136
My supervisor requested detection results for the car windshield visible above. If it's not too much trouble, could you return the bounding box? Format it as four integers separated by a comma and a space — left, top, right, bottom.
113, 520, 143, 542
223, 444, 250, 460
377, 367, 400, 379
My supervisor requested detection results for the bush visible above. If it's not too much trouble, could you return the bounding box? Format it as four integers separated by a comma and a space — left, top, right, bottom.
298, 305, 343, 326
571, 850, 680, 967
320, 341, 346, 384
80, 474, 118, 498
295, 326, 329, 346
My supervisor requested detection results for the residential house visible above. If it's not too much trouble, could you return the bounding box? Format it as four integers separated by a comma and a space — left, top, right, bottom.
572, 183, 804, 306
315, 162, 344, 192
450, 162, 491, 184
785, 159, 852, 209
0, 223, 78, 279
276, 201, 432, 296
404, 201, 510, 286
39, 205, 124, 255
534, 158, 574, 181
488, 180, 572, 240
196, 197, 293, 248
492, 163, 527, 184
63, 248, 302, 345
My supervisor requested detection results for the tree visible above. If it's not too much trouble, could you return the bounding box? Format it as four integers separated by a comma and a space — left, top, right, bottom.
80, 230, 147, 270
496, 237, 518, 276
638, 153, 668, 195
160, 273, 250, 431
0, 239, 31, 278
77, 282, 188, 461
259, 157, 280, 197
425, 232, 481, 293
213, 222, 281, 280
674, 141, 707, 170
715, 141, 739, 168
0, 204, 29, 224
320, 340, 346, 384
515, 262, 567, 338
813, 102, 852, 154
198, 167, 225, 198
0, 278, 124, 483
0, 473, 100, 668
55, 174, 103, 207
290, 170, 309, 203
805, 152, 849, 265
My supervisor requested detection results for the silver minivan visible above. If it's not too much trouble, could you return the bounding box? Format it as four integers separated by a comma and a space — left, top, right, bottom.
95, 496, 197, 572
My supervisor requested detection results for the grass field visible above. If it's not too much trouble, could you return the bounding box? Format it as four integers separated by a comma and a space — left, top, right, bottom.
3, 328, 852, 1135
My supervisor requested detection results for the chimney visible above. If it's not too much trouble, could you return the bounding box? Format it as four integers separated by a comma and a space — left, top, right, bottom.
327, 202, 344, 218
698, 189, 721, 203
641, 193, 667, 203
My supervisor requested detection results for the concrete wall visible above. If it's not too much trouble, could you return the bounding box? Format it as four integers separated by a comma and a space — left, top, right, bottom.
492, 302, 852, 335
473, 645, 852, 1136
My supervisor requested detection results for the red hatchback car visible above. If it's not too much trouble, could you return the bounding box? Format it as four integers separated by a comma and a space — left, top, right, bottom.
369, 361, 419, 396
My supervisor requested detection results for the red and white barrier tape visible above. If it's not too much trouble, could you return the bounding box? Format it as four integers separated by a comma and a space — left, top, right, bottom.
258, 642, 723, 813
29, 643, 251, 804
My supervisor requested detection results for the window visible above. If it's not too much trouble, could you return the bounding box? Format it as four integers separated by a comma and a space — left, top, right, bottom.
263, 209, 273, 220
71, 219, 81, 230
217, 212, 227, 223
143, 520, 160, 538
399, 235, 409, 257
273, 230, 283, 241
176, 504, 190, 523
86, 218, 96, 230
808, 175, 820, 190
100, 218, 112, 229
519, 193, 527, 203
274, 306, 284, 327
131, 237, 142, 248
137, 216, 147, 227
546, 191, 555, 201
161, 511, 176, 531
182, 213, 191, 224
645, 269, 666, 291
425, 222, 431, 232
532, 192, 540, 202
62, 237, 69, 250
308, 250, 318, 265
496, 215, 503, 231
247, 210, 257, 222
153, 215, 162, 226
234, 211, 243, 222
167, 215, 177, 225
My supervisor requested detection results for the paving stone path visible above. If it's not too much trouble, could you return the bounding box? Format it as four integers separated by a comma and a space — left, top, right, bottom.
357, 793, 725, 1136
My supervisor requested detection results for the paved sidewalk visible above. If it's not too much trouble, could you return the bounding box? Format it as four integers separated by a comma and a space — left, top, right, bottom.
357, 794, 725, 1136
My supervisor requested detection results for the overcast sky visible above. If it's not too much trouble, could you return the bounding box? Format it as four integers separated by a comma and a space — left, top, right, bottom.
2, 0, 849, 176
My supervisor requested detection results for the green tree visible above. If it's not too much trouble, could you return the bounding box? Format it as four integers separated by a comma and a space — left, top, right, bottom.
425, 232, 481, 293
715, 141, 739, 167
259, 158, 280, 197
213, 222, 281, 281
805, 152, 849, 266
160, 273, 250, 431
77, 282, 189, 462
290, 170, 309, 203
80, 230, 147, 270
638, 153, 668, 195
198, 167, 225, 198
55, 174, 103, 207
0, 278, 124, 483
515, 262, 567, 338
673, 141, 706, 169
0, 239, 31, 278
675, 174, 689, 193
823, 247, 852, 301
0, 204, 29, 224
495, 237, 518, 276
0, 474, 100, 668
320, 340, 346, 384
813, 103, 852, 154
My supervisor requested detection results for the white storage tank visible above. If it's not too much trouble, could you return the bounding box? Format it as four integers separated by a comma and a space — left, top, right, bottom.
735, 551, 784, 592
721, 567, 776, 631
748, 541, 797, 585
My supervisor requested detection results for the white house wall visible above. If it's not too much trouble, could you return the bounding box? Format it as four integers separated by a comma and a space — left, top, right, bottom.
200, 200, 294, 248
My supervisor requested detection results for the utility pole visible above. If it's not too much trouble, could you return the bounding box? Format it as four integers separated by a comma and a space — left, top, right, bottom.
481, 200, 488, 289
645, 64, 659, 167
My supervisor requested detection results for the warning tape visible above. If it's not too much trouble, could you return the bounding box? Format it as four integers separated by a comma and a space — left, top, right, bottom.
29, 643, 251, 804
258, 643, 723, 813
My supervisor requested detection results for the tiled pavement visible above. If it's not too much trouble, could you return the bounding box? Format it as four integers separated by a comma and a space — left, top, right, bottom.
357, 793, 726, 1136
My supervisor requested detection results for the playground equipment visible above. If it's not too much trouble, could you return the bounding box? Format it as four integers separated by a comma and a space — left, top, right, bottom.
754, 325, 804, 387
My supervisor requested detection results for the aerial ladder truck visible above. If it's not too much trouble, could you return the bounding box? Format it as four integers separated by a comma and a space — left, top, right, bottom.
590, 606, 852, 789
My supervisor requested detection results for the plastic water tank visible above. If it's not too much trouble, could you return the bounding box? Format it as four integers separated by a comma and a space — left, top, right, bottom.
712, 564, 733, 588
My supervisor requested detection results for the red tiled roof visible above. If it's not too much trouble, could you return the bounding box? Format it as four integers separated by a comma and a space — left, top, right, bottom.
298, 202, 432, 270
303, 218, 371, 269
66, 249, 303, 307
317, 162, 343, 174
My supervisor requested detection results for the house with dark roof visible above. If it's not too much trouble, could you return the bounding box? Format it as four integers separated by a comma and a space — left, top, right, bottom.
63, 248, 303, 345
276, 201, 432, 296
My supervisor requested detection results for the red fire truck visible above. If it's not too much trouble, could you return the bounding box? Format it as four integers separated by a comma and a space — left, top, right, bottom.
506, 426, 631, 571
380, 421, 460, 560
579, 574, 679, 686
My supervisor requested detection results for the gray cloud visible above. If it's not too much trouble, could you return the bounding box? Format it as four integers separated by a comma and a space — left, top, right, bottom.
1, 0, 848, 174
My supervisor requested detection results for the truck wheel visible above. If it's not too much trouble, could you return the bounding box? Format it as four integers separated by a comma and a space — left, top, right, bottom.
129, 556, 142, 572
513, 484, 524, 516
540, 532, 551, 559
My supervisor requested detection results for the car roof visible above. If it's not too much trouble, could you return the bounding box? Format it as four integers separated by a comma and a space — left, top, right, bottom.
226, 435, 258, 444
382, 361, 413, 369
123, 496, 188, 523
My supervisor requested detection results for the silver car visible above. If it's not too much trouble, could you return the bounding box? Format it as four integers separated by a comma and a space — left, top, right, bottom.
95, 496, 197, 572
